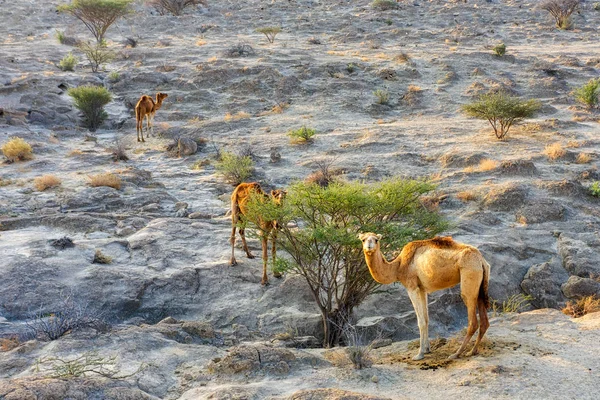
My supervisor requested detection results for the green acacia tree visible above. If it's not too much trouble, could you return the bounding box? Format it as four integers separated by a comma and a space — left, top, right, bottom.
59, 0, 134, 44
462, 92, 541, 140
246, 179, 448, 347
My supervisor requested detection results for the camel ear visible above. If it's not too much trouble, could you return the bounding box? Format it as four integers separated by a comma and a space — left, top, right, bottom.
358, 233, 367, 241
376, 234, 382, 240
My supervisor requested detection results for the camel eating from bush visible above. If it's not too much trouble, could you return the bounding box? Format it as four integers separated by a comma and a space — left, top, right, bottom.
230, 182, 287, 285
359, 232, 490, 360
135, 92, 168, 142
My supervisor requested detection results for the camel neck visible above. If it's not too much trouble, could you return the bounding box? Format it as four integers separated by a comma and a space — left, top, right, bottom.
364, 249, 402, 285
154, 95, 163, 110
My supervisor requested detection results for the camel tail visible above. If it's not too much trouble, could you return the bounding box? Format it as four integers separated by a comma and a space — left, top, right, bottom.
479, 257, 491, 310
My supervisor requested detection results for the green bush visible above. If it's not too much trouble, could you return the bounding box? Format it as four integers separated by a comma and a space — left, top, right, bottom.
78, 42, 115, 72
246, 179, 447, 347
256, 27, 281, 43
146, 0, 208, 16
68, 85, 112, 131
373, 89, 390, 105
573, 79, 600, 109
371, 0, 399, 10
462, 92, 541, 139
590, 182, 600, 197
58, 0, 134, 43
215, 151, 254, 185
288, 126, 316, 144
56, 30, 67, 44
58, 53, 78, 71
108, 71, 120, 82
493, 43, 506, 57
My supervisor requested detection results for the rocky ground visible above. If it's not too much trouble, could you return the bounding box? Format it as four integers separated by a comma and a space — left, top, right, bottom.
1, 0, 600, 399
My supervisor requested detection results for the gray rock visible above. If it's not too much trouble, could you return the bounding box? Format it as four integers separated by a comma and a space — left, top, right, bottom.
558, 234, 600, 278
440, 151, 487, 168
561, 276, 600, 299
516, 200, 565, 224
521, 261, 569, 308
483, 183, 528, 212
178, 137, 198, 156
188, 212, 211, 219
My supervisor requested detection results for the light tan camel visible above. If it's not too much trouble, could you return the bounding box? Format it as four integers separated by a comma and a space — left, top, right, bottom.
135, 92, 168, 142
359, 232, 490, 360
230, 182, 287, 286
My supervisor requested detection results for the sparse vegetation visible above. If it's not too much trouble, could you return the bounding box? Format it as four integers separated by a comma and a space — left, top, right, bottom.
245, 179, 447, 347
93, 249, 113, 264
288, 126, 316, 144
78, 41, 115, 72
58, 0, 134, 43
541, 0, 580, 30
36, 351, 145, 379
464, 159, 499, 173
491, 293, 533, 315
34, 175, 62, 191
146, 0, 207, 16
543, 142, 566, 160
56, 30, 67, 44
89, 173, 121, 189
223, 43, 255, 57
68, 85, 112, 131
562, 295, 600, 318
58, 52, 78, 71
462, 92, 541, 139
573, 79, 600, 109
0, 337, 19, 352
305, 159, 339, 187
456, 191, 479, 202
373, 89, 390, 105
371, 0, 399, 10
215, 151, 254, 185
576, 153, 592, 164
589, 181, 600, 197
108, 71, 120, 82
110, 140, 128, 161
493, 43, 506, 57
2, 137, 33, 162
256, 26, 281, 43
224, 111, 251, 121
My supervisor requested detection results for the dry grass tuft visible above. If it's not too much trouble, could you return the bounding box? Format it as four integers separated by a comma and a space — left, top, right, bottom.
89, 173, 121, 190
2, 137, 33, 162
464, 159, 499, 173
562, 296, 600, 318
93, 249, 113, 264
544, 142, 566, 160
0, 337, 19, 352
576, 153, 592, 164
224, 111, 251, 122
456, 191, 478, 202
34, 175, 61, 191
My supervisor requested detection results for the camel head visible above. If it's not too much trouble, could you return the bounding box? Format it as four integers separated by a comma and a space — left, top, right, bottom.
358, 232, 382, 255
270, 189, 287, 205
156, 92, 168, 103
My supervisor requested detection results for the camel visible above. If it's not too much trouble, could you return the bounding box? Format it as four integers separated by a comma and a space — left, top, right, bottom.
135, 92, 168, 142
230, 182, 287, 285
359, 232, 490, 361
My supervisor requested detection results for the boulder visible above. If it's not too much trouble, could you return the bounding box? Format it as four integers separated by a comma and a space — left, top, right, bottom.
561, 276, 600, 299
558, 234, 600, 278
178, 137, 198, 156
515, 200, 565, 224
521, 261, 569, 308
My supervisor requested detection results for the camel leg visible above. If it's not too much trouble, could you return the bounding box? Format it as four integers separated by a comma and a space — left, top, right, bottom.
467, 298, 490, 357
230, 210, 239, 266
239, 227, 255, 259
136, 116, 141, 142
146, 114, 151, 139
271, 230, 282, 278
407, 288, 429, 360
449, 275, 481, 359
260, 234, 269, 286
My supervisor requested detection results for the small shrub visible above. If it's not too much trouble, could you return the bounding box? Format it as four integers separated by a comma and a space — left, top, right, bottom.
146, 0, 207, 16
371, 0, 399, 10
288, 126, 316, 144
590, 181, 600, 197
2, 137, 33, 162
595, 2, 600, 11
58, 0, 134, 43
562, 296, 600, 318
456, 191, 478, 202
34, 175, 62, 191
464, 159, 499, 173
573, 79, 600, 109
93, 249, 113, 264
544, 142, 566, 160
223, 43, 255, 57
50, 236, 75, 250
59, 53, 78, 71
56, 30, 67, 44
373, 89, 390, 105
462, 92, 541, 139
215, 151, 254, 185
256, 27, 281, 43
108, 71, 120, 82
110, 140, 128, 161
493, 43, 506, 57
68, 85, 112, 131
89, 173, 121, 189
78, 41, 115, 72
576, 153, 592, 164
541, 0, 580, 30
0, 337, 19, 352
394, 52, 410, 63
491, 293, 533, 315
305, 159, 339, 187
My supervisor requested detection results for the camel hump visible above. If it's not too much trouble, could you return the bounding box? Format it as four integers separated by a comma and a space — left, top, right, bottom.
429, 236, 456, 248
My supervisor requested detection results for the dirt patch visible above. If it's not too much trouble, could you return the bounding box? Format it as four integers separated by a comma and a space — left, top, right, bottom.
377, 336, 521, 370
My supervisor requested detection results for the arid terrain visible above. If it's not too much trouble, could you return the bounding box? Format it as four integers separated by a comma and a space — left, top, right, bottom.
1, 0, 600, 399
